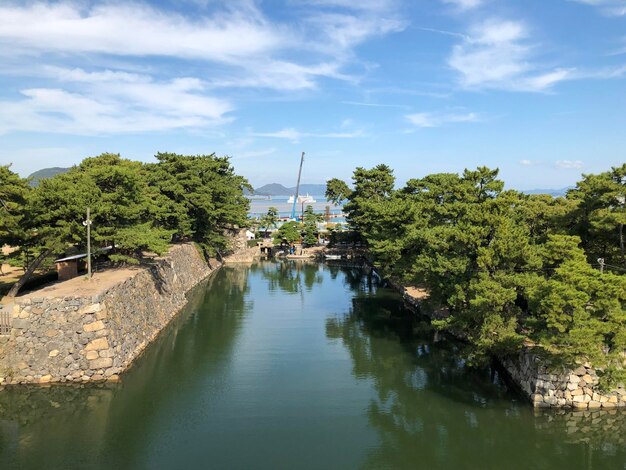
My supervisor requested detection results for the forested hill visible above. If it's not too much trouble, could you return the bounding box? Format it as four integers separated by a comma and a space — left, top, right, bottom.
28, 167, 70, 186
253, 183, 326, 196
522, 187, 572, 197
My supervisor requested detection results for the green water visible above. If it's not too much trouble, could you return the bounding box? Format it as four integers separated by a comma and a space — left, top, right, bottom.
0, 262, 624, 469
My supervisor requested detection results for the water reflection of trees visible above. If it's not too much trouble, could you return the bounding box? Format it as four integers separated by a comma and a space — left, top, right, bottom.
0, 266, 252, 469
326, 271, 626, 469
253, 261, 323, 294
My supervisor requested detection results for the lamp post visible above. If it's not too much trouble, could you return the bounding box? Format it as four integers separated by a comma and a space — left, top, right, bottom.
83, 208, 93, 279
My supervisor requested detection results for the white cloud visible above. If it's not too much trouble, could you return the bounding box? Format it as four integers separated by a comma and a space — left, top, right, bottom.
571, 0, 626, 16
520, 159, 533, 166
555, 160, 584, 169
0, 72, 233, 135
442, 0, 485, 11
406, 111, 478, 128
0, 1, 406, 135
448, 19, 574, 92
0, 3, 282, 62
0, 2, 403, 92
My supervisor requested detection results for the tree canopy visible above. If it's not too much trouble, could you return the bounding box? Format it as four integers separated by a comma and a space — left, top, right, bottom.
1, 152, 250, 296
331, 163, 626, 386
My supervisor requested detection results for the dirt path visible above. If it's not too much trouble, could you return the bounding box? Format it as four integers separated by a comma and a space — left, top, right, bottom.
3, 267, 141, 302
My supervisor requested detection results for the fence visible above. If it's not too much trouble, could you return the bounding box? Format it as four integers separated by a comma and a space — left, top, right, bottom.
0, 309, 11, 335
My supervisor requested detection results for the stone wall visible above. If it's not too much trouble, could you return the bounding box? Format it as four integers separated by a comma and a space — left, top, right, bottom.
500, 352, 626, 410
397, 284, 626, 409
0, 243, 216, 385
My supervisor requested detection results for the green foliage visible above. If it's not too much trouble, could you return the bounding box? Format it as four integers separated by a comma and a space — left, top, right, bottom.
145, 152, 251, 256
302, 205, 320, 246
30, 154, 172, 264
2, 152, 249, 295
325, 178, 352, 205
567, 163, 626, 266
259, 207, 279, 236
341, 163, 626, 385
273, 221, 301, 244
0, 165, 31, 247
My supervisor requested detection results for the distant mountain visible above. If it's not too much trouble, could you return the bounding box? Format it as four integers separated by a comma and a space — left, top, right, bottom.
253, 183, 291, 196
297, 184, 327, 195
252, 183, 327, 196
28, 167, 70, 187
522, 187, 572, 197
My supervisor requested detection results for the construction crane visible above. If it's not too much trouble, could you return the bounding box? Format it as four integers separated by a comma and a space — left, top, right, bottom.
290, 151, 305, 221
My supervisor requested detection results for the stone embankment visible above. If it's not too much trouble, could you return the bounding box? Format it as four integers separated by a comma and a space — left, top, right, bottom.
0, 243, 217, 385
399, 285, 626, 410
501, 353, 626, 409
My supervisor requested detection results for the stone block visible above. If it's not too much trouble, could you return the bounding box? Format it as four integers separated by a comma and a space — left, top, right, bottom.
44, 329, 59, 337
84, 337, 109, 351
531, 394, 544, 403
99, 349, 114, 358
571, 388, 583, 396
79, 303, 102, 315
39, 375, 52, 383
588, 401, 601, 409
89, 357, 113, 369
85, 351, 99, 360
569, 374, 580, 383
48, 350, 60, 358
95, 309, 108, 320
83, 320, 105, 333
573, 366, 587, 376
11, 319, 29, 329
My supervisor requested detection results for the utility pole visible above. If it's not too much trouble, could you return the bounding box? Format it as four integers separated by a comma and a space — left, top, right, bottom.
290, 152, 305, 221
598, 258, 605, 274
83, 208, 93, 279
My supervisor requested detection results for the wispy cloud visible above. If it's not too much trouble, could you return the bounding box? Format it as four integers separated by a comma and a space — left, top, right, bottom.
441, 0, 485, 11
0, 3, 283, 62
571, 0, 626, 16
0, 71, 232, 135
341, 100, 409, 109
0, 1, 405, 135
555, 159, 584, 169
234, 148, 277, 159
406, 111, 479, 128
297, 0, 399, 13
520, 159, 533, 166
252, 127, 365, 142
448, 19, 575, 92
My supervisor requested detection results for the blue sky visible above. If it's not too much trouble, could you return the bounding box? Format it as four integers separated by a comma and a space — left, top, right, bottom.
0, 0, 624, 189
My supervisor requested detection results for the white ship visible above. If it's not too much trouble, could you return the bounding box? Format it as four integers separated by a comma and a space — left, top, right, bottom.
287, 194, 317, 204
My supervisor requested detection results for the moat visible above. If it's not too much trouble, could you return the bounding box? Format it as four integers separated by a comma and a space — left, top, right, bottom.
1, 262, 624, 469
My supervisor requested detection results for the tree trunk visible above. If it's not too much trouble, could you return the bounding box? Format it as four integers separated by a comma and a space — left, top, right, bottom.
7, 247, 55, 298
